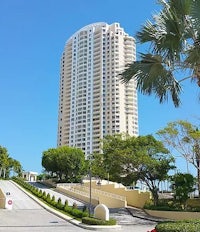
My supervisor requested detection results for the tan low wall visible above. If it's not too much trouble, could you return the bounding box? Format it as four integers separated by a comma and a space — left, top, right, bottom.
145, 209, 200, 220
56, 186, 99, 206
187, 198, 200, 207
56, 180, 150, 208
0, 189, 6, 208
84, 181, 151, 208
72, 184, 127, 208
98, 195, 126, 208
57, 185, 127, 208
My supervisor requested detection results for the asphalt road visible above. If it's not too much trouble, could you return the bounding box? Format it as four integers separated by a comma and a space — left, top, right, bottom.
0, 180, 92, 232
0, 180, 157, 232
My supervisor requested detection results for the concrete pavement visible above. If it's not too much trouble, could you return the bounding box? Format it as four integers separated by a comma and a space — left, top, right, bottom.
3, 180, 162, 231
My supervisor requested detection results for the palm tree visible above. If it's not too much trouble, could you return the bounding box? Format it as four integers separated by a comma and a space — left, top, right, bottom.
0, 146, 9, 178
10, 159, 23, 177
120, 0, 200, 107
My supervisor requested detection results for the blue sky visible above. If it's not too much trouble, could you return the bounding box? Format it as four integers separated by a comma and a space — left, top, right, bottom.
0, 0, 199, 174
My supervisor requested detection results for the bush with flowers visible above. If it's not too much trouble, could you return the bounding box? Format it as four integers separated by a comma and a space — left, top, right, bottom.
147, 229, 157, 232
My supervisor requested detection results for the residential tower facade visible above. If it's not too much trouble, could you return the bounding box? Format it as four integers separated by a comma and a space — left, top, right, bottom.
57, 22, 138, 157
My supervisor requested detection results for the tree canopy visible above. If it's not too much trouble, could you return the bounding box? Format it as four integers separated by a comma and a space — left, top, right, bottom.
171, 173, 196, 209
0, 146, 22, 178
90, 134, 175, 205
42, 146, 86, 182
157, 120, 200, 194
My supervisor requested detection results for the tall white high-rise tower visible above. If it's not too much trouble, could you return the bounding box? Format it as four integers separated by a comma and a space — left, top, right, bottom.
57, 22, 138, 157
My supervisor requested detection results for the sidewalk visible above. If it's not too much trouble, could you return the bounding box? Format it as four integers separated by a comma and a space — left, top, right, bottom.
126, 206, 167, 222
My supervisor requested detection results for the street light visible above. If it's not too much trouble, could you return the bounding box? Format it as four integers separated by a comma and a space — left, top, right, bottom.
88, 154, 92, 217
89, 163, 92, 217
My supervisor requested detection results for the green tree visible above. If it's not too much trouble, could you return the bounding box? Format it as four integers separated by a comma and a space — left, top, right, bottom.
57, 146, 86, 182
42, 148, 59, 177
42, 146, 86, 182
171, 173, 196, 209
131, 135, 175, 206
0, 146, 10, 178
90, 153, 106, 180
157, 120, 200, 194
120, 0, 200, 107
9, 158, 22, 177
0, 146, 22, 178
100, 134, 144, 185
93, 134, 175, 205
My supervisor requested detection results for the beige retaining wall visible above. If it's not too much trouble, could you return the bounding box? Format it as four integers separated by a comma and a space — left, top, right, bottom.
145, 209, 200, 220
57, 184, 127, 208
84, 181, 150, 208
98, 194, 126, 208
187, 198, 200, 207
56, 186, 99, 206
0, 188, 6, 208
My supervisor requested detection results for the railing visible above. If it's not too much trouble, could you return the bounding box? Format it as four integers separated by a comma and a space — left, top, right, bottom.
58, 184, 126, 201
57, 184, 99, 200
90, 187, 126, 201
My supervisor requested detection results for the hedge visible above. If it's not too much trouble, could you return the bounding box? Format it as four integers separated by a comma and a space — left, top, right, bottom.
156, 220, 200, 232
82, 217, 117, 225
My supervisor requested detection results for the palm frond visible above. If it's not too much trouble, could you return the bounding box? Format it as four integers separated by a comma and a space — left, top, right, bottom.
185, 40, 200, 67
190, 0, 200, 32
120, 0, 199, 108
168, 0, 192, 16
120, 53, 182, 107
136, 2, 186, 62
136, 20, 157, 44
119, 62, 140, 84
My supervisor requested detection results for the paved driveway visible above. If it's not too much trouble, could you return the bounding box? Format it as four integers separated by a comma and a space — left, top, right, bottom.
0, 180, 157, 232
0, 180, 92, 232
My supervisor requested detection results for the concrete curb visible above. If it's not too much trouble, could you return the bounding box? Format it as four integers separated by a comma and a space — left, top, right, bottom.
11, 180, 121, 230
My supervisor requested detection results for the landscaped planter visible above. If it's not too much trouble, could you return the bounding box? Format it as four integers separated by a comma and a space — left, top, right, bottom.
145, 209, 200, 220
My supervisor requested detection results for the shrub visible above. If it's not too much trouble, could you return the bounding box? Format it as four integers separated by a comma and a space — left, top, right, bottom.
64, 205, 71, 213
42, 191, 47, 200
64, 205, 72, 214
51, 195, 57, 207
171, 173, 196, 210
71, 208, 85, 218
38, 189, 43, 198
156, 220, 200, 232
46, 193, 51, 203
82, 217, 117, 225
82, 211, 89, 217
51, 195, 55, 202
56, 197, 64, 210
32, 188, 38, 195
64, 199, 68, 207
82, 205, 87, 212
144, 199, 183, 211
72, 202, 77, 209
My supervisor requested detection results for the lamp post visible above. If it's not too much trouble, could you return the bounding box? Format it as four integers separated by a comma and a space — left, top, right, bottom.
89, 163, 92, 217
88, 154, 92, 217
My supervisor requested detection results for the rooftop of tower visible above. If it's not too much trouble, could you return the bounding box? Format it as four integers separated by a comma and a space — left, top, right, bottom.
65, 22, 121, 44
